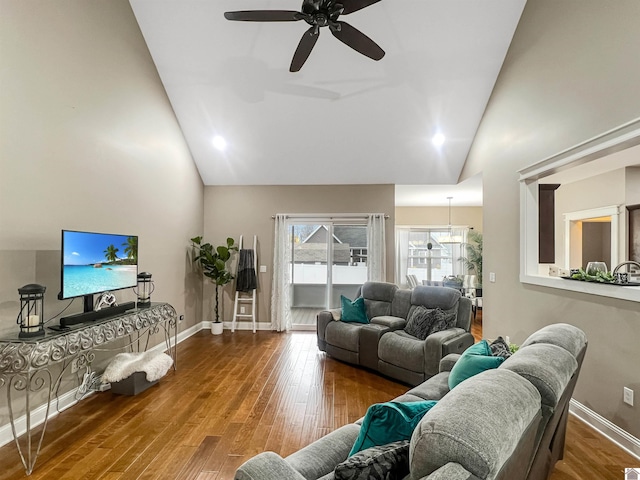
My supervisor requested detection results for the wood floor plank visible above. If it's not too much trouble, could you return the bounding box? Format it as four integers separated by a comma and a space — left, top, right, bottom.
175, 436, 221, 480
0, 327, 636, 480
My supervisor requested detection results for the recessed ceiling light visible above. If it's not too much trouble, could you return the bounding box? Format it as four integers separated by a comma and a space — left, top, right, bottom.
432, 133, 445, 147
212, 135, 227, 151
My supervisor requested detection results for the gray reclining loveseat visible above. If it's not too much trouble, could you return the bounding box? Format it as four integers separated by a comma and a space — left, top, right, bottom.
235, 323, 588, 480
317, 281, 474, 385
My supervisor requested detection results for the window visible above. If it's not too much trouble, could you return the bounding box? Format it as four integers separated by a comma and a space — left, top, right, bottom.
519, 117, 640, 303
396, 227, 468, 286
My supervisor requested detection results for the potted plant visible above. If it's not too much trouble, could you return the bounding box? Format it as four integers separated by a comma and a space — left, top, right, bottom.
191, 236, 238, 334
459, 231, 483, 297
443, 275, 463, 291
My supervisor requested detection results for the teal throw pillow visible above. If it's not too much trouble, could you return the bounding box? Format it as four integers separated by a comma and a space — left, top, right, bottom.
341, 295, 368, 324
349, 401, 438, 456
448, 340, 504, 389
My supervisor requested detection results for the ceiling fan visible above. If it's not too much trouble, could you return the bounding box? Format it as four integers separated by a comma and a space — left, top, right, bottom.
224, 0, 385, 72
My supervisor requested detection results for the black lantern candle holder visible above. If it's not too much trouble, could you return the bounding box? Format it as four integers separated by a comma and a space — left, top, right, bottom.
135, 272, 154, 307
17, 284, 46, 338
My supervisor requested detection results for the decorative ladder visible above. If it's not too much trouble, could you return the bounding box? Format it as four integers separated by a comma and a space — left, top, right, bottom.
232, 234, 257, 333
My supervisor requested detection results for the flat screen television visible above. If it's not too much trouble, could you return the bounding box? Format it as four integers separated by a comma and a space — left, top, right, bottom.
59, 229, 138, 313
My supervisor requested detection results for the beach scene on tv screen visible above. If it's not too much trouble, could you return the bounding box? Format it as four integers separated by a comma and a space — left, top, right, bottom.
63, 231, 138, 298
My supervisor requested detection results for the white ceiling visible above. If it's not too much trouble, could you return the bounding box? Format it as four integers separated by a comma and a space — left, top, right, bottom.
395, 174, 483, 207
129, 0, 525, 204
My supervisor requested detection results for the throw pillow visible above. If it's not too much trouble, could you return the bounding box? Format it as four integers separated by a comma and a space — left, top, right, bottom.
335, 440, 410, 480
489, 336, 512, 359
349, 401, 437, 456
341, 295, 369, 324
425, 308, 457, 336
448, 340, 505, 389
403, 305, 433, 340
404, 307, 458, 340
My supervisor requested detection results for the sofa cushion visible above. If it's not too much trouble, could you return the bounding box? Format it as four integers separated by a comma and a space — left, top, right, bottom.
349, 401, 438, 455
362, 282, 398, 318
390, 288, 412, 319
410, 369, 542, 480
341, 295, 368, 324
499, 343, 578, 409
378, 331, 426, 373
520, 323, 587, 358
448, 340, 504, 389
406, 372, 451, 401
335, 440, 410, 480
411, 285, 461, 310
391, 393, 426, 403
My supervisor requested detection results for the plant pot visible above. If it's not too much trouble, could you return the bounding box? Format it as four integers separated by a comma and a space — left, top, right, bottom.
211, 322, 224, 335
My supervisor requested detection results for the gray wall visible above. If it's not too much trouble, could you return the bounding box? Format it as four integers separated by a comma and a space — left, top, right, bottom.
461, 0, 640, 437
581, 222, 611, 267
202, 185, 395, 327
0, 0, 204, 421
554, 169, 625, 269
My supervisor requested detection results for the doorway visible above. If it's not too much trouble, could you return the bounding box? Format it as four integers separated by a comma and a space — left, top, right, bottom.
289, 222, 368, 330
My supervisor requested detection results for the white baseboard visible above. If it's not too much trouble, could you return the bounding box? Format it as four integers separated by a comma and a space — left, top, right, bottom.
0, 320, 204, 449
570, 399, 640, 460
203, 320, 273, 332
0, 385, 83, 449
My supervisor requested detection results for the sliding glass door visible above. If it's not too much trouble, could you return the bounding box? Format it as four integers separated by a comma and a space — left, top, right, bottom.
289, 222, 368, 330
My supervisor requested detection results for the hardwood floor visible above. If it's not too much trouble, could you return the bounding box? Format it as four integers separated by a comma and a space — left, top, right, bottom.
0, 326, 635, 479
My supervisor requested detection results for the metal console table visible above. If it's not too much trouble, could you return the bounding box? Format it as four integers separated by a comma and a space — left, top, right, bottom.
0, 302, 177, 475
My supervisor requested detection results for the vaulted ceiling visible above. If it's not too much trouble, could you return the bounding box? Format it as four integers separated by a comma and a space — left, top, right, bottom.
130, 0, 526, 205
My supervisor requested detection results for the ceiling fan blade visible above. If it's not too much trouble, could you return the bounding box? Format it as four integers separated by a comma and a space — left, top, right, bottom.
224, 10, 302, 22
330, 21, 385, 61
290, 27, 320, 72
340, 0, 382, 15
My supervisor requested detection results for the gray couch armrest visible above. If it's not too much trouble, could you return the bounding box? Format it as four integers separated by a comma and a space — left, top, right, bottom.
286, 423, 360, 479
423, 328, 474, 377
420, 462, 481, 480
317, 311, 335, 351
235, 452, 306, 480
439, 353, 462, 373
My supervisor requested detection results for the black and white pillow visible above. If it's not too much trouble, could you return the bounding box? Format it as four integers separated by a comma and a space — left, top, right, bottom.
490, 336, 512, 359
334, 440, 410, 480
425, 308, 457, 336
403, 306, 433, 340
405, 307, 457, 340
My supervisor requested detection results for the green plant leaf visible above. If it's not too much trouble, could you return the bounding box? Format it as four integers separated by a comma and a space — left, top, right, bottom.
217, 246, 230, 259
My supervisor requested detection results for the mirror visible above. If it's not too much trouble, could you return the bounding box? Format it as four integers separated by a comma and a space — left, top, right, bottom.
519, 118, 640, 302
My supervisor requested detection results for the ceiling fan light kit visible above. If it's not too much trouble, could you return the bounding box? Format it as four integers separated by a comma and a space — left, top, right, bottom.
224, 0, 385, 72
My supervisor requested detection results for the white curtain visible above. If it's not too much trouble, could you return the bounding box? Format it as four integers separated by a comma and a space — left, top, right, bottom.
270, 214, 292, 332
450, 227, 468, 277
367, 214, 386, 282
395, 227, 410, 286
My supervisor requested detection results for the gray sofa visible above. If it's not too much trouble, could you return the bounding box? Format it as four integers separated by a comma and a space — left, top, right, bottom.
235, 323, 588, 480
317, 282, 474, 385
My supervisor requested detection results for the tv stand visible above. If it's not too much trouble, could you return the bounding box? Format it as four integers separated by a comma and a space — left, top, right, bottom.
0, 302, 177, 475
59, 301, 136, 328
